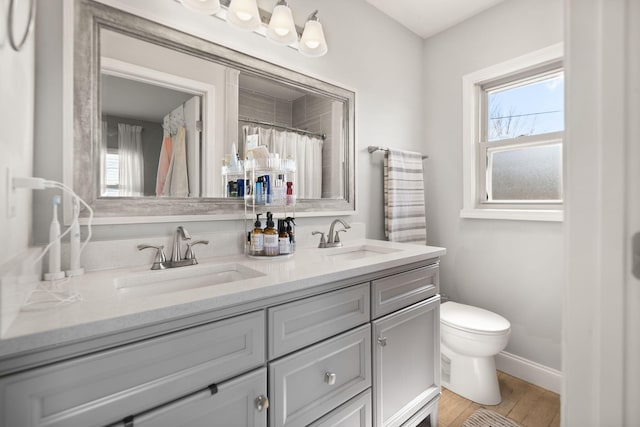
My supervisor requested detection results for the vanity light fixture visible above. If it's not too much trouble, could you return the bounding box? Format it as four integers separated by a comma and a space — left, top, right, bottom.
179, 0, 221, 15
227, 0, 262, 31
266, 0, 297, 45
178, 0, 328, 57
299, 11, 327, 57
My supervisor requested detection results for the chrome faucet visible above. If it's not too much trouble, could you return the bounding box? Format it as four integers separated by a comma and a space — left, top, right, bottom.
313, 219, 351, 248
171, 226, 191, 262
138, 226, 209, 270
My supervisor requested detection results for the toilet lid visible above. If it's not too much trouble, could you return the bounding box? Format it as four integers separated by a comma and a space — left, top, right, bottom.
441, 302, 510, 335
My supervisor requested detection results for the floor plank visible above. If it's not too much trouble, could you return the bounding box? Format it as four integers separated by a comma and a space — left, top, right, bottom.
437, 371, 560, 427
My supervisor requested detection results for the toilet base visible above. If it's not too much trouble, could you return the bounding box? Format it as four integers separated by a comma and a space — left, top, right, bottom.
441, 344, 502, 405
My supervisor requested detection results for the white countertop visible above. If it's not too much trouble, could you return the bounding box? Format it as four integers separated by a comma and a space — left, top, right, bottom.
0, 239, 445, 360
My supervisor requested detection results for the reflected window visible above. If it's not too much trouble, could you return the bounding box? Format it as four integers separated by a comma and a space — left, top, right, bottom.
104, 150, 121, 196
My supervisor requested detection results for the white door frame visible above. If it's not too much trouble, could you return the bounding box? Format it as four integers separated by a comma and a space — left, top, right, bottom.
564, 0, 639, 425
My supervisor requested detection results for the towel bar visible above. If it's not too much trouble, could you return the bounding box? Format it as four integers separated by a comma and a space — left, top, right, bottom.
367, 146, 428, 159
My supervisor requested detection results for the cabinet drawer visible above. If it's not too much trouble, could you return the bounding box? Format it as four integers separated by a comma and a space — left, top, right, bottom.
371, 264, 439, 319
0, 311, 265, 427
268, 283, 370, 359
269, 324, 372, 427
123, 368, 268, 427
308, 389, 372, 427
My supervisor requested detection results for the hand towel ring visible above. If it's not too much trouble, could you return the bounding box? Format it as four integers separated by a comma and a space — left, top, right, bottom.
8, 0, 36, 52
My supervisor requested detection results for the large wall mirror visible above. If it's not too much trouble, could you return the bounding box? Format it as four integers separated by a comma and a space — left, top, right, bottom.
73, 0, 355, 220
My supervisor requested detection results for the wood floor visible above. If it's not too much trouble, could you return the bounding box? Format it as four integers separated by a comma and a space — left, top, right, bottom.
430, 371, 560, 427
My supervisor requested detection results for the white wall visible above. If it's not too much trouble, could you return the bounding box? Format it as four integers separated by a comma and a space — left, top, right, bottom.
32, 0, 425, 244
422, 0, 564, 370
0, 0, 35, 266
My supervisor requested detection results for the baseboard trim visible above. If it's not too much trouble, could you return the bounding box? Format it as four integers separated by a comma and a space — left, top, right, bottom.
495, 351, 562, 394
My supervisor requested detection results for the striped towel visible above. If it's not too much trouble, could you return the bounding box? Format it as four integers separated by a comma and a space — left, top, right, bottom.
384, 149, 427, 244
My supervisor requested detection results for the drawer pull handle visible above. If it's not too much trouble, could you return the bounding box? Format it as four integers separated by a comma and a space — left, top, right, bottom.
324, 372, 337, 385
255, 395, 269, 412
377, 336, 388, 347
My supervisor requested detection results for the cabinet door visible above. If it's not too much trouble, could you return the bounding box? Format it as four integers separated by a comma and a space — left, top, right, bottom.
372, 297, 440, 427
130, 368, 268, 427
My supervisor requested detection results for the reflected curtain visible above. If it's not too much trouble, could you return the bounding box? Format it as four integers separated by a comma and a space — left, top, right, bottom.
117, 123, 144, 196
242, 125, 324, 199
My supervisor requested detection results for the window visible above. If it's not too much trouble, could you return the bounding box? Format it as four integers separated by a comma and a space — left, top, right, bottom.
103, 150, 121, 196
461, 44, 564, 221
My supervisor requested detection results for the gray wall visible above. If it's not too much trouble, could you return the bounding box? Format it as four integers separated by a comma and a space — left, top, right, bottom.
422, 0, 563, 370
239, 88, 293, 127
0, 0, 36, 265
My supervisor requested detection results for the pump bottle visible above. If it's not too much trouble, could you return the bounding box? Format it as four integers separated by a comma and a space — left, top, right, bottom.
250, 213, 264, 256
263, 212, 279, 256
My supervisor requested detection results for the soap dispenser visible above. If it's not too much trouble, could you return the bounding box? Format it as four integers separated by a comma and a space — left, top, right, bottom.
263, 212, 279, 256
250, 213, 264, 256
278, 219, 291, 255
285, 217, 296, 253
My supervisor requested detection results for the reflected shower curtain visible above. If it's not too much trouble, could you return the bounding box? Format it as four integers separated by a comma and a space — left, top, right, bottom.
242, 126, 323, 199
117, 123, 144, 196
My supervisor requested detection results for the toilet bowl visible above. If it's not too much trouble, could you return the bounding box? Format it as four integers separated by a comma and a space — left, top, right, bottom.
440, 301, 511, 405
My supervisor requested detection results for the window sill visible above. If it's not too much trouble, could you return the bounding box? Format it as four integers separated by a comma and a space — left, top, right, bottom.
460, 208, 563, 222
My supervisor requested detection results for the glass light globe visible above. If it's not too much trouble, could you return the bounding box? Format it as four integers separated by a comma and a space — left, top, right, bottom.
227, 0, 261, 31
299, 19, 327, 57
267, 3, 297, 45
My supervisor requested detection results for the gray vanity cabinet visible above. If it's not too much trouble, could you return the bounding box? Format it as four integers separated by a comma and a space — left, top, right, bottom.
0, 257, 442, 427
372, 297, 440, 427
0, 311, 265, 427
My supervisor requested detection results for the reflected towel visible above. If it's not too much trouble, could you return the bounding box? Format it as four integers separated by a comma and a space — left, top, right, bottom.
155, 134, 173, 196
165, 127, 190, 197
384, 149, 427, 244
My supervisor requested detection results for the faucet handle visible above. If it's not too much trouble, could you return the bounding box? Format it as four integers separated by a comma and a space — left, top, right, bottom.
137, 244, 167, 270
334, 229, 347, 244
312, 231, 327, 248
185, 240, 209, 261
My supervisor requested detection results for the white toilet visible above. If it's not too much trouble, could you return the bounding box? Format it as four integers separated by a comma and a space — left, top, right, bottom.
440, 301, 511, 405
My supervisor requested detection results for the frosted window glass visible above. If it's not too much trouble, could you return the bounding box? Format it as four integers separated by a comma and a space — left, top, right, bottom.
489, 144, 562, 201
487, 73, 564, 141
105, 153, 120, 186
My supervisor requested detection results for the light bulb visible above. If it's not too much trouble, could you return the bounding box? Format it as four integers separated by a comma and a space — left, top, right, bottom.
299, 15, 327, 57
267, 1, 297, 45
227, 0, 261, 30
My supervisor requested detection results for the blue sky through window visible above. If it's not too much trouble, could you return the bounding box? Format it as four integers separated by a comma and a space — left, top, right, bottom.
487, 72, 564, 141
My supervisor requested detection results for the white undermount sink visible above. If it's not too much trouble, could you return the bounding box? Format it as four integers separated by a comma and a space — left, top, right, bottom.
114, 263, 265, 297
322, 244, 402, 261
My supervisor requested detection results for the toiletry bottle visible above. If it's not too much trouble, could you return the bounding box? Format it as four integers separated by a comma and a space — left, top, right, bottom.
255, 177, 264, 205
278, 219, 291, 255
285, 217, 296, 253
275, 174, 285, 203
286, 182, 294, 205
44, 195, 65, 281
263, 175, 271, 204
250, 213, 264, 256
263, 212, 279, 256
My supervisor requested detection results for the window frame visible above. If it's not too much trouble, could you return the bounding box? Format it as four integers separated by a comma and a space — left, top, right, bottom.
461, 43, 564, 222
